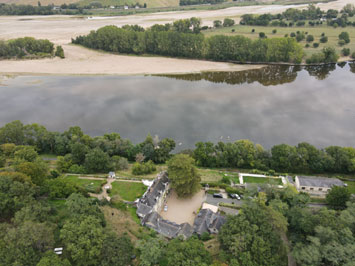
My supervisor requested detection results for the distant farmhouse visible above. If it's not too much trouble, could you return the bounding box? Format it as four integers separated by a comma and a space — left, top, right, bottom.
136, 172, 226, 239
295, 176, 345, 197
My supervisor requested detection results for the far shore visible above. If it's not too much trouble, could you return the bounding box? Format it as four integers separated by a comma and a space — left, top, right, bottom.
0, 45, 265, 76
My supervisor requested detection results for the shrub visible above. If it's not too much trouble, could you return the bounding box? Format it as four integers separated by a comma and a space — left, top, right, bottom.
290, 32, 296, 37
231, 29, 235, 33
200, 232, 212, 241
339, 31, 350, 43
313, 42, 319, 48
306, 35, 314, 42
68, 164, 86, 174
296, 32, 305, 42
55, 45, 65, 58
320, 36, 328, 43
284, 34, 288, 37
131, 160, 156, 175
221, 175, 230, 184
213, 20, 222, 28
338, 39, 346, 46
342, 48, 350, 56
272, 29, 277, 34
352, 51, 355, 58
223, 18, 235, 27
259, 32, 266, 38
305, 44, 310, 48
251, 29, 255, 33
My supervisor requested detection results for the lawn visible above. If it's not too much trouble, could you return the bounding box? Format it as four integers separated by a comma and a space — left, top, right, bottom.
344, 180, 355, 194
114, 164, 167, 180
109, 181, 147, 201
65, 175, 106, 193
243, 176, 282, 185
203, 24, 355, 59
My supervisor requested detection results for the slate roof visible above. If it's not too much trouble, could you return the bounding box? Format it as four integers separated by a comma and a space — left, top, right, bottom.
287, 176, 294, 184
193, 209, 226, 235
136, 171, 168, 218
297, 176, 345, 188
142, 211, 190, 239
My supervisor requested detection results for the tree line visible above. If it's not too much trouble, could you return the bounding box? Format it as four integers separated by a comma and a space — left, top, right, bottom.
179, 0, 226, 6
72, 19, 304, 64
0, 37, 64, 59
193, 139, 355, 175
240, 4, 355, 28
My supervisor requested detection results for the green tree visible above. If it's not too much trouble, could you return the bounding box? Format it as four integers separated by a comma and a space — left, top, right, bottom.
36, 251, 71, 266
84, 148, 111, 173
0, 120, 25, 145
163, 236, 211, 265
14, 145, 39, 162
60, 216, 105, 266
223, 18, 235, 27
15, 160, 48, 186
326, 186, 351, 210
138, 238, 165, 266
167, 154, 201, 197
55, 45, 65, 58
339, 31, 350, 44
100, 234, 133, 266
70, 142, 88, 165
213, 20, 222, 28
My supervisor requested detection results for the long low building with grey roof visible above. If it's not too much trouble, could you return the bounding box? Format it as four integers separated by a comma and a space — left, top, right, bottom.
295, 176, 345, 197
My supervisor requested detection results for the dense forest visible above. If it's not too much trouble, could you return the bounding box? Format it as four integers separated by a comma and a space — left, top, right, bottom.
0, 37, 64, 59
0, 120, 354, 266
72, 19, 304, 64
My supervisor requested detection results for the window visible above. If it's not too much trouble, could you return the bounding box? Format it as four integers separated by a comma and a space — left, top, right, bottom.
310, 187, 314, 191
302, 187, 305, 190
319, 188, 322, 191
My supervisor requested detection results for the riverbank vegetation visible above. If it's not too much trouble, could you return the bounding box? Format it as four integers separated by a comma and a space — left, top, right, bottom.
1, 119, 354, 266
0, 37, 64, 59
72, 19, 304, 64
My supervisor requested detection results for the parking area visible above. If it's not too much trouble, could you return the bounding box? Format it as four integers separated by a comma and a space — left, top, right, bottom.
205, 194, 243, 207
160, 190, 206, 225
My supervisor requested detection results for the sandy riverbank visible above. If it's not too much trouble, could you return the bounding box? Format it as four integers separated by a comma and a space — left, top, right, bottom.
0, 0, 351, 75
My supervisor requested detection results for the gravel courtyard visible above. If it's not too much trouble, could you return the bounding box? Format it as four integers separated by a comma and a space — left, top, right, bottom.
160, 190, 206, 225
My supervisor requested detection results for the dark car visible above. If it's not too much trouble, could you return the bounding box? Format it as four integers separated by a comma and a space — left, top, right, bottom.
213, 193, 223, 198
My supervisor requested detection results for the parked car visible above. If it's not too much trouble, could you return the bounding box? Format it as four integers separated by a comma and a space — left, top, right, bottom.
164, 205, 168, 212
229, 193, 241, 200
213, 193, 223, 198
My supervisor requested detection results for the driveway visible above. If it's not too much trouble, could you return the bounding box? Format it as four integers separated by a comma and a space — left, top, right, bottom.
206, 194, 243, 207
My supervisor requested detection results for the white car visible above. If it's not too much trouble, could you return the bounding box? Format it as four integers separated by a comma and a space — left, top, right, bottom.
164, 205, 168, 212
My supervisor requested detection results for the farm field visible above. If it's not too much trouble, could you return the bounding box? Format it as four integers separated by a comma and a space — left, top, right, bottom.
109, 181, 147, 201
203, 24, 355, 58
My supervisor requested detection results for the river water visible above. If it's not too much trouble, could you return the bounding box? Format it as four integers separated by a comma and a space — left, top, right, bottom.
1, 63, 355, 149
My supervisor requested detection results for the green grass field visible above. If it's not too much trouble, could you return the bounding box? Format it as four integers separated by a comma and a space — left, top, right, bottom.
344, 180, 355, 194
203, 24, 355, 59
65, 175, 106, 193
109, 181, 147, 201
243, 176, 282, 185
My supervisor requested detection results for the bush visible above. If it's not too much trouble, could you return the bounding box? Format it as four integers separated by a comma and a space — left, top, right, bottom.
221, 175, 230, 184
272, 29, 277, 34
342, 48, 350, 56
290, 32, 296, 37
68, 164, 86, 174
131, 160, 156, 175
55, 45, 65, 58
231, 29, 235, 33
296, 32, 305, 42
223, 18, 235, 27
320, 36, 328, 43
111, 156, 129, 170
306, 35, 314, 42
200, 232, 212, 241
259, 32, 266, 38
284, 34, 288, 37
313, 42, 319, 48
213, 20, 222, 28
305, 44, 310, 48
352, 51, 355, 59
339, 31, 350, 44
251, 29, 255, 33
338, 39, 346, 46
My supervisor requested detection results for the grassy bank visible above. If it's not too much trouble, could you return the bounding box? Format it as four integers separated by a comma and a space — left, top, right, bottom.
65, 175, 106, 193
109, 181, 147, 201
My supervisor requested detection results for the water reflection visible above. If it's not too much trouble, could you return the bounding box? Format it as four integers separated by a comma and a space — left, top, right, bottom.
159, 63, 354, 85
0, 63, 354, 149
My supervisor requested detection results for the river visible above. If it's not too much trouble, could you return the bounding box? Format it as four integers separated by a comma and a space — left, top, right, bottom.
1, 63, 355, 149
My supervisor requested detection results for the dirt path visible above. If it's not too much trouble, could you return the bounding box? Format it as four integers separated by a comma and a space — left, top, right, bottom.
89, 178, 115, 201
